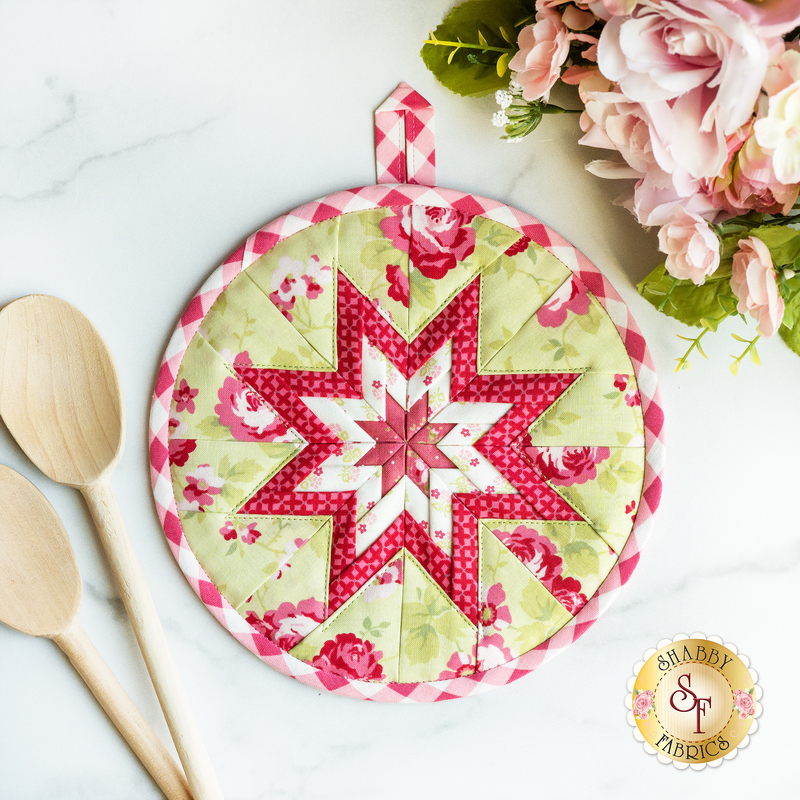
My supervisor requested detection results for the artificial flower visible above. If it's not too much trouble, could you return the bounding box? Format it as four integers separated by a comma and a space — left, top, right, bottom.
657, 207, 721, 285
731, 236, 786, 336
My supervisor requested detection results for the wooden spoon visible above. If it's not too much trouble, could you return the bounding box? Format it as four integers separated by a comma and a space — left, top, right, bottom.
0, 465, 191, 800
0, 296, 222, 800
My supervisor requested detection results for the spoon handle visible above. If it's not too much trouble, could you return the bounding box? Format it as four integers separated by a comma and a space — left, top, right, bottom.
53, 619, 192, 800
82, 477, 224, 800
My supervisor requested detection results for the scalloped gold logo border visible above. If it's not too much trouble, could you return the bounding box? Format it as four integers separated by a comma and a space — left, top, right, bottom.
627, 634, 761, 769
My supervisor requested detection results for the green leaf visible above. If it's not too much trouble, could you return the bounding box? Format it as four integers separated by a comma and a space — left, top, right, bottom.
225, 541, 237, 556
562, 343, 580, 358
539, 419, 560, 436
421, 0, 528, 98
637, 262, 736, 328
779, 318, 800, 357
227, 458, 263, 483
596, 470, 618, 493
563, 541, 600, 577
196, 415, 228, 439
614, 461, 641, 483
557, 412, 579, 424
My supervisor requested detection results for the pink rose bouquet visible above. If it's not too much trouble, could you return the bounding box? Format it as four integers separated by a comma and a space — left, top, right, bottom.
423, 0, 800, 371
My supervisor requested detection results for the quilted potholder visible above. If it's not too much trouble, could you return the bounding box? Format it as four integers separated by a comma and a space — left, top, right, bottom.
150, 84, 664, 702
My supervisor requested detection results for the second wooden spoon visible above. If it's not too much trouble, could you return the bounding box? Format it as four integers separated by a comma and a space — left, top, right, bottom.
0, 465, 191, 800
0, 295, 222, 800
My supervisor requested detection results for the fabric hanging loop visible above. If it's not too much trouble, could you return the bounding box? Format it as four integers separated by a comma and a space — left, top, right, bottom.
374, 83, 436, 186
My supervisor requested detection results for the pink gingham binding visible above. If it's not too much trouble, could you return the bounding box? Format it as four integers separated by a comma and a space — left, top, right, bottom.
375, 83, 435, 185
149, 184, 665, 703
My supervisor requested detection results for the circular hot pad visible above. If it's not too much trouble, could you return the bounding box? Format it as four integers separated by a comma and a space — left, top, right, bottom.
150, 185, 664, 702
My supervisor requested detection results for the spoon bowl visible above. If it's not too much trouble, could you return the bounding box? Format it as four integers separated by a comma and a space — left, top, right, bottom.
0, 465, 191, 800
0, 464, 81, 636
0, 294, 123, 487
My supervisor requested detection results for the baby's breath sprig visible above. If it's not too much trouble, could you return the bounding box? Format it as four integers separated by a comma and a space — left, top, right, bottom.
492, 77, 579, 141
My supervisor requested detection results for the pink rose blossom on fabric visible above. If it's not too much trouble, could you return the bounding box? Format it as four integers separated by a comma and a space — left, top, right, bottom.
533, 446, 611, 486
172, 378, 198, 414
379, 207, 476, 280
597, 1, 771, 182
625, 392, 641, 407
657, 207, 721, 285
613, 374, 628, 391
494, 524, 563, 583
477, 633, 515, 670
379, 208, 412, 252
246, 598, 326, 651
633, 689, 654, 719
182, 464, 224, 509
385, 263, 410, 308
268, 255, 333, 321
412, 207, 476, 279
219, 520, 262, 545
535, 275, 591, 327
509, 9, 572, 102
504, 235, 531, 257
240, 523, 261, 545
437, 648, 478, 679
219, 521, 238, 541
730, 236, 785, 337
550, 575, 587, 615
733, 688, 756, 718
168, 438, 196, 467
215, 376, 290, 441
311, 633, 385, 680
480, 583, 513, 630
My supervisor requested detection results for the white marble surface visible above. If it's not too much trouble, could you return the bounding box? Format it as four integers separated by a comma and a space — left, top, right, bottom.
1, 2, 798, 798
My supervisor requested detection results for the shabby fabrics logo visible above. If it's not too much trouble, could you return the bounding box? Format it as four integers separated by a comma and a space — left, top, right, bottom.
626, 634, 762, 770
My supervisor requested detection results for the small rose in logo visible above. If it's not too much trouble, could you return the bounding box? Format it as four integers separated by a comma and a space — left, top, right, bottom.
733, 688, 756, 719
633, 688, 654, 720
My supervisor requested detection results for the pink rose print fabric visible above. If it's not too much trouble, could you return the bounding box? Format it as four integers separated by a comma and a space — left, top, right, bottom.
219, 520, 261, 544
380, 206, 476, 279
478, 633, 515, 671
182, 465, 224, 510
268, 255, 333, 321
535, 275, 591, 327
311, 633, 385, 680
548, 576, 587, 616
480, 583, 512, 630
385, 263, 410, 308
495, 524, 562, 583
169, 437, 196, 467
533, 446, 610, 486
246, 599, 326, 650
215, 377, 291, 441
172, 379, 198, 414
